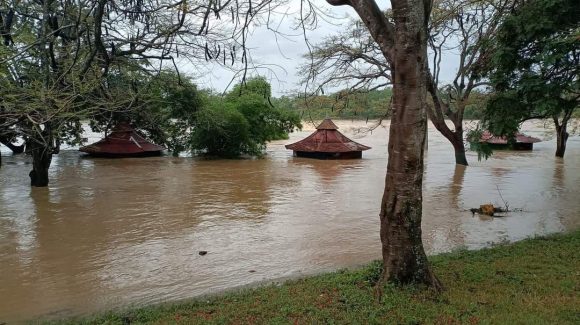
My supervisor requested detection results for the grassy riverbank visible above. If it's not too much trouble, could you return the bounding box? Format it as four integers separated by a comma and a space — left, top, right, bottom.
56, 231, 579, 324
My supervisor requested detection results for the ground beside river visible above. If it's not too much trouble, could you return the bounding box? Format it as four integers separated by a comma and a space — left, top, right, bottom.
50, 231, 579, 324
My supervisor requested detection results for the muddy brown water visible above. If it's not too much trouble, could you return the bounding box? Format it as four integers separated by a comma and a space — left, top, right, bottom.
1, 120, 579, 322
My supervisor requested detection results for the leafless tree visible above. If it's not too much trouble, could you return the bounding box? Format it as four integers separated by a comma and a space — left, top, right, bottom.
427, 0, 513, 165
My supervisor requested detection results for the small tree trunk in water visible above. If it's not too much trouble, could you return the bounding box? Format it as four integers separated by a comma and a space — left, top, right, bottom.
451, 132, 468, 166
555, 124, 568, 158
28, 141, 52, 187
424, 91, 468, 166
379, 0, 441, 289
428, 118, 468, 166
454, 145, 468, 166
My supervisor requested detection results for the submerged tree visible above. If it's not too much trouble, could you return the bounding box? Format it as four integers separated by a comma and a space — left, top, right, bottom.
327, 0, 441, 288
0, 0, 274, 185
192, 77, 301, 157
482, 0, 579, 158
87, 70, 203, 156
426, 0, 512, 165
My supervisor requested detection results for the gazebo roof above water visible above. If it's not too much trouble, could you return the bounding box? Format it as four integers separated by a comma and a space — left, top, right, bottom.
315, 118, 340, 130
79, 122, 165, 157
285, 119, 371, 155
480, 131, 541, 144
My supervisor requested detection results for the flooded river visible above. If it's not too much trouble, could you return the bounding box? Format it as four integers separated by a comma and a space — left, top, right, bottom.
1, 120, 579, 322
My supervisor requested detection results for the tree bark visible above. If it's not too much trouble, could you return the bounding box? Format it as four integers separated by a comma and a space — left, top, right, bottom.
452, 133, 468, 166
379, 0, 440, 287
425, 124, 428, 151
328, 0, 440, 289
27, 140, 52, 187
555, 123, 568, 158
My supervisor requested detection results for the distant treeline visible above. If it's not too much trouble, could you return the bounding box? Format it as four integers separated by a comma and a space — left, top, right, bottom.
271, 88, 490, 120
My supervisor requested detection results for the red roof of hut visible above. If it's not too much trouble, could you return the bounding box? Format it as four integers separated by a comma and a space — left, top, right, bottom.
316, 118, 340, 130
285, 119, 371, 153
79, 123, 165, 157
480, 131, 541, 144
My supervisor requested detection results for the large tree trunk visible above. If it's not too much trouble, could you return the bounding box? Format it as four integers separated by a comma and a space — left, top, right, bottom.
328, 0, 440, 289
28, 140, 53, 187
555, 123, 568, 158
378, 0, 440, 288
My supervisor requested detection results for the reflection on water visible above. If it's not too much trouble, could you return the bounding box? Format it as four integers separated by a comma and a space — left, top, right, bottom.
1, 121, 579, 322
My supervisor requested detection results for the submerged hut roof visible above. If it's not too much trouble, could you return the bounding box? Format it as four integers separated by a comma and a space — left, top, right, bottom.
316, 119, 339, 130
285, 119, 371, 153
79, 123, 164, 157
480, 131, 541, 144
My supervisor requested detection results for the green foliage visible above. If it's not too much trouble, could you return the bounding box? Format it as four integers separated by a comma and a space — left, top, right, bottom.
191, 103, 255, 157
1, 1, 121, 153
274, 88, 393, 120
466, 128, 493, 161
481, 0, 579, 138
235, 95, 301, 142
151, 74, 203, 155
483, 91, 529, 137
462, 91, 489, 120
86, 70, 203, 156
190, 77, 302, 157
274, 88, 488, 121
226, 76, 272, 101
1, 0, 258, 182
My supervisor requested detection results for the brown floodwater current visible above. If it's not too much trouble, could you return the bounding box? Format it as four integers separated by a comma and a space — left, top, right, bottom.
1, 121, 579, 322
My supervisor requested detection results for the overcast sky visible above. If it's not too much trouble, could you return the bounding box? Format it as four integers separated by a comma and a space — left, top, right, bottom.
190, 1, 458, 97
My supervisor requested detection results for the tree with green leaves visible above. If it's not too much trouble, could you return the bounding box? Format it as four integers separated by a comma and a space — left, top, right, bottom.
482, 0, 579, 158
191, 77, 301, 157
286, 88, 392, 121
191, 102, 253, 157
0, 0, 273, 185
87, 70, 203, 157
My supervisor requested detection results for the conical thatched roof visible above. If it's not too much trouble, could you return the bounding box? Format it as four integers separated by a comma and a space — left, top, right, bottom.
285, 119, 371, 153
316, 119, 339, 130
480, 131, 541, 144
79, 122, 165, 157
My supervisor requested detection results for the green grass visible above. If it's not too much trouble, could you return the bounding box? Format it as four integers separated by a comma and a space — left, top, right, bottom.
50, 231, 580, 324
